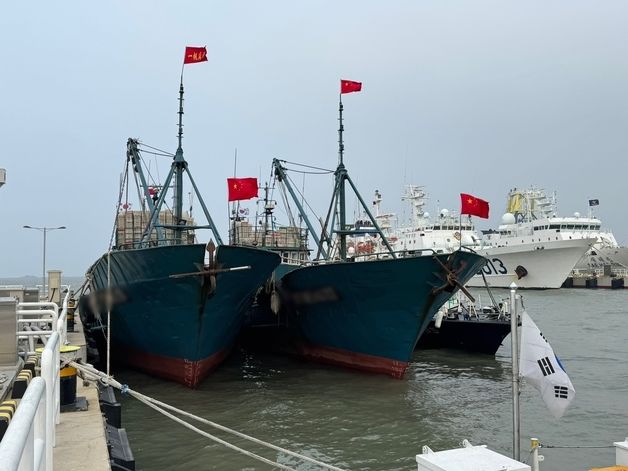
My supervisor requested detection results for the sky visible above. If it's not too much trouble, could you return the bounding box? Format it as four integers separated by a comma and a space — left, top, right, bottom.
1, 1, 627, 276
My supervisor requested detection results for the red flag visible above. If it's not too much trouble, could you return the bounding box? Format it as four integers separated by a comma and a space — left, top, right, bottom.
340, 80, 362, 94
227, 178, 258, 202
460, 193, 490, 219
183, 46, 208, 64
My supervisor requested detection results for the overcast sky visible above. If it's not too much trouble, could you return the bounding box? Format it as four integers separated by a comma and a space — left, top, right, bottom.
1, 1, 627, 276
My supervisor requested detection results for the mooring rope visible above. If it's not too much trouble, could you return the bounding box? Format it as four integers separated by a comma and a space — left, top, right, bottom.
68, 359, 349, 471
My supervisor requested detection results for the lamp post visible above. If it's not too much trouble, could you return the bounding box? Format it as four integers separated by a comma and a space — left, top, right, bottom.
23, 225, 67, 295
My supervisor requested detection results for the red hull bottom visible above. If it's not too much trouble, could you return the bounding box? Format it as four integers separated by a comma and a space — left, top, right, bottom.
112, 344, 231, 388
296, 342, 409, 379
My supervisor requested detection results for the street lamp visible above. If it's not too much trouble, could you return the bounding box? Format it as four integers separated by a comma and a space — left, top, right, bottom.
23, 225, 67, 295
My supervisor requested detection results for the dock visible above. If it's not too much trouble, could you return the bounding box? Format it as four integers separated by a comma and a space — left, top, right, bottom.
53, 316, 110, 471
0, 284, 114, 471
563, 267, 628, 289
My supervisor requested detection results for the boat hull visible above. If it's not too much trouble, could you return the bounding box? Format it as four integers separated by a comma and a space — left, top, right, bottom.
467, 238, 592, 289
86, 244, 280, 387
415, 317, 511, 355
277, 250, 486, 378
575, 245, 628, 271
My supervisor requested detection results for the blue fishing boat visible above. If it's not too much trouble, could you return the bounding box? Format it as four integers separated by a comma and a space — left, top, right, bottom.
278, 250, 485, 377
240, 85, 487, 378
83, 80, 280, 387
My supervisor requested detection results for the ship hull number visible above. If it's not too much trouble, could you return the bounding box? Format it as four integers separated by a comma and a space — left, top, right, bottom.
479, 258, 507, 276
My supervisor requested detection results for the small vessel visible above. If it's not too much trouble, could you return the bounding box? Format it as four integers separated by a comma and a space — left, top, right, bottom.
240, 89, 487, 378
374, 185, 594, 289
415, 293, 511, 355
82, 82, 280, 387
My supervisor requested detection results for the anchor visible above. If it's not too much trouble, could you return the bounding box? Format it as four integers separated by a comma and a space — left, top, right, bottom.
431, 253, 476, 303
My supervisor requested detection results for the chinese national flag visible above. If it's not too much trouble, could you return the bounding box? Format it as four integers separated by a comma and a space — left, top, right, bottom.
183, 46, 208, 64
227, 178, 258, 202
340, 80, 362, 94
460, 193, 490, 219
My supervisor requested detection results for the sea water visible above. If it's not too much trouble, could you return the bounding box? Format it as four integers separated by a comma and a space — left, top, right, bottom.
112, 289, 628, 470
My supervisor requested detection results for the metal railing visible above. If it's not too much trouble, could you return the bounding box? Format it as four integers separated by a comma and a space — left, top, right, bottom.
0, 377, 48, 471
17, 292, 69, 354
0, 290, 70, 471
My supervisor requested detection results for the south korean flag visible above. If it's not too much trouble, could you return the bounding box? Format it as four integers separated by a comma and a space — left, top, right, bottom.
519, 311, 575, 418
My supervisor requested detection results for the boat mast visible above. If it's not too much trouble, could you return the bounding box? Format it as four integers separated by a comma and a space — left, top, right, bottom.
337, 95, 348, 260
262, 182, 271, 247
173, 80, 187, 245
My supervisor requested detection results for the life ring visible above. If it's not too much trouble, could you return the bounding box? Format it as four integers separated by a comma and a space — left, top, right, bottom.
356, 240, 375, 254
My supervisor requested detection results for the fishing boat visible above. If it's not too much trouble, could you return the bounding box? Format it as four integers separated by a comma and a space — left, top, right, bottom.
371, 186, 594, 289
82, 81, 280, 387
240, 86, 487, 378
415, 293, 511, 355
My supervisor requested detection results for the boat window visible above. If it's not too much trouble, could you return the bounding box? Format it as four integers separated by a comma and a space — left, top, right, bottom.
549, 224, 560, 230
567, 225, 575, 230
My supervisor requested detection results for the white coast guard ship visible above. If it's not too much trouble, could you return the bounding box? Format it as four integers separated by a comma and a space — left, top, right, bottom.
369, 186, 594, 289
488, 187, 628, 273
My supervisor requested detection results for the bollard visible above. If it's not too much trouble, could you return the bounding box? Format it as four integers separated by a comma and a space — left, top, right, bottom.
59, 366, 77, 406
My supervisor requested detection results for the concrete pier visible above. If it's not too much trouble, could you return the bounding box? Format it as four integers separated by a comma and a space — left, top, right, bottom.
53, 316, 110, 471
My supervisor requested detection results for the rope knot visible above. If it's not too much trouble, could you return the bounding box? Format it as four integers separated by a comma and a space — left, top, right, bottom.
121, 384, 129, 395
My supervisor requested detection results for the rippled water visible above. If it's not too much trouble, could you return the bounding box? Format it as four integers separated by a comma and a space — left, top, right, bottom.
112, 289, 627, 470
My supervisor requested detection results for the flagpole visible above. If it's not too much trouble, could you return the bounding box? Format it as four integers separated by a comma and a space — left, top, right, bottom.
232, 149, 238, 244
458, 213, 462, 250
510, 282, 521, 461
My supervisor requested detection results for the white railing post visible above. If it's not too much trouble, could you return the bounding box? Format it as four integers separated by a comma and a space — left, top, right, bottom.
55, 290, 70, 346
41, 331, 59, 454
33, 388, 47, 471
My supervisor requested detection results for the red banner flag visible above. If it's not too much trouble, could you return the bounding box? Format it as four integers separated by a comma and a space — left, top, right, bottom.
460, 193, 490, 219
228, 177, 258, 202
340, 80, 362, 94
183, 46, 208, 64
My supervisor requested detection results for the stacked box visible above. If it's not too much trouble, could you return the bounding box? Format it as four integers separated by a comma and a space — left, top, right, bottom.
115, 210, 195, 249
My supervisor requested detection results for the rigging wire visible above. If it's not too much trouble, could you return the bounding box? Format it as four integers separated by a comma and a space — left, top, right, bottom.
137, 142, 175, 157
278, 160, 333, 173
137, 149, 174, 158
283, 168, 333, 175
278, 181, 297, 230
139, 153, 175, 216
284, 172, 327, 232
108, 160, 129, 251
